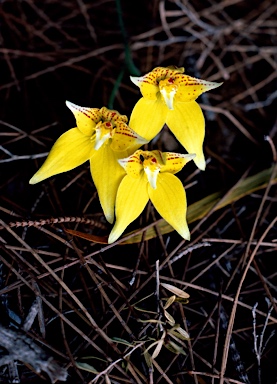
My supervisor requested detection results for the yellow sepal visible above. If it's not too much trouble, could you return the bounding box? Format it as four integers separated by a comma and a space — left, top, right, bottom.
118, 151, 143, 178
90, 145, 128, 224
29, 128, 93, 184
161, 152, 195, 174
129, 96, 167, 141
108, 174, 149, 243
148, 173, 190, 240
171, 75, 222, 103
130, 75, 159, 100
166, 101, 206, 170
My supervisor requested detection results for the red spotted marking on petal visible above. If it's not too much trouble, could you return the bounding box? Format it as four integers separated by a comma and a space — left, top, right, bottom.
82, 111, 92, 119
72, 105, 96, 120
143, 79, 152, 85
118, 132, 137, 138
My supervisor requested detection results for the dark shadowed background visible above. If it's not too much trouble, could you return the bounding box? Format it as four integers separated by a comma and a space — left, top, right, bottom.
0, 1, 277, 383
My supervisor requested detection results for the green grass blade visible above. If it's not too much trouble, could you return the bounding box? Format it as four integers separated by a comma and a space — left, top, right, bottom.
122, 165, 277, 244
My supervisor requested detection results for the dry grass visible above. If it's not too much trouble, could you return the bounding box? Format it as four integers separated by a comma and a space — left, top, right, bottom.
0, 0, 277, 383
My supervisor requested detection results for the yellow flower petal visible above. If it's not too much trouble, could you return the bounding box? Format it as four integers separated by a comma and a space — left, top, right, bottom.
108, 174, 149, 243
66, 101, 100, 136
118, 150, 144, 178
90, 145, 127, 224
169, 75, 222, 103
166, 101, 206, 170
148, 173, 190, 240
29, 128, 93, 184
130, 75, 159, 100
129, 96, 167, 141
110, 122, 148, 152
161, 152, 195, 174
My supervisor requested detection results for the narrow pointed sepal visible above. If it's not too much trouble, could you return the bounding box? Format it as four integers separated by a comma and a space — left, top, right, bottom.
108, 175, 149, 243
129, 96, 167, 141
29, 128, 93, 184
90, 146, 128, 224
166, 101, 206, 170
149, 173, 190, 240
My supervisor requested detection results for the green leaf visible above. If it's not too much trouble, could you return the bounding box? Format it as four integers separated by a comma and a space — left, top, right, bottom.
144, 350, 153, 368
163, 295, 176, 310
168, 326, 190, 340
111, 337, 134, 346
134, 306, 158, 314
166, 341, 187, 355
75, 362, 98, 373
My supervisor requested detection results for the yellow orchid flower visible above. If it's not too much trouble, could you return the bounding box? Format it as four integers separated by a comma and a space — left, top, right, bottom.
29, 101, 147, 223
108, 149, 195, 243
129, 66, 222, 171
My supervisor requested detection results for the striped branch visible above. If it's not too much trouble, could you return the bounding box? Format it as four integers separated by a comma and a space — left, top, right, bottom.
0, 216, 106, 230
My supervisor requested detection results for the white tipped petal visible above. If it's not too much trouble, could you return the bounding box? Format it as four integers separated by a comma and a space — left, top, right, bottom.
118, 157, 129, 170
183, 153, 196, 161
66, 100, 78, 112
65, 100, 99, 136
130, 75, 144, 88
65, 100, 93, 118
